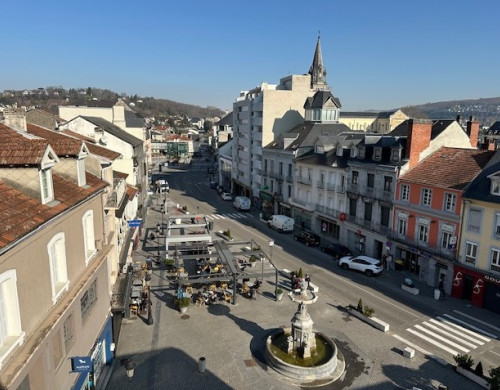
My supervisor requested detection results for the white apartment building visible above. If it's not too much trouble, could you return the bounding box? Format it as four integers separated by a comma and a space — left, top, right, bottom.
231, 36, 328, 199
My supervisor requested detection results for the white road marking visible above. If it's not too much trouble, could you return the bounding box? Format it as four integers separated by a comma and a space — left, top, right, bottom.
441, 314, 496, 339
489, 350, 500, 357
407, 328, 459, 355
429, 319, 485, 345
216, 214, 226, 219
422, 321, 478, 348
392, 334, 449, 366
452, 310, 500, 332
414, 325, 469, 353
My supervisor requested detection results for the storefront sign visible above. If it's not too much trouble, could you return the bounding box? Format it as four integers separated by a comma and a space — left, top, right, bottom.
485, 274, 500, 286
71, 356, 92, 373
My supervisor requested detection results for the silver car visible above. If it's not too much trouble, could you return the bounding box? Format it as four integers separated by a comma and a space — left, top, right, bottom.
339, 255, 383, 276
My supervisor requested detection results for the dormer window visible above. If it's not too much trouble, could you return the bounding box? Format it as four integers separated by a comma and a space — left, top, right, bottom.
336, 144, 343, 156
373, 148, 382, 161
350, 146, 357, 158
391, 148, 400, 162
77, 158, 86, 187
40, 168, 54, 204
313, 109, 321, 121
358, 147, 365, 159
492, 180, 500, 195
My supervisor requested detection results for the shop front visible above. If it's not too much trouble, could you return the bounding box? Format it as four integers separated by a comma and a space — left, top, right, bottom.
278, 202, 292, 217
72, 316, 114, 390
394, 245, 421, 276
259, 190, 274, 220
451, 265, 500, 313
292, 208, 312, 231
318, 217, 341, 242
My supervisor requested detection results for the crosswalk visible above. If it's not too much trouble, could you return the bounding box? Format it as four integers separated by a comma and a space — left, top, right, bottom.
205, 213, 249, 221
403, 312, 496, 356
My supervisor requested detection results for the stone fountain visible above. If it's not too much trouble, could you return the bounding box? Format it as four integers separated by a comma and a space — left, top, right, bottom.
265, 280, 345, 385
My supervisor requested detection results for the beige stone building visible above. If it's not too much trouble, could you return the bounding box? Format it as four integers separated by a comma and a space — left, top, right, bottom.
0, 123, 115, 389
339, 109, 408, 133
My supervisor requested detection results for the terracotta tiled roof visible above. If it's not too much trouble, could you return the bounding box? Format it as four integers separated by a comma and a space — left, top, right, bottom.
0, 138, 50, 166
401, 147, 495, 189
59, 130, 122, 160
0, 172, 108, 250
114, 171, 128, 179
126, 185, 139, 200
26, 123, 83, 156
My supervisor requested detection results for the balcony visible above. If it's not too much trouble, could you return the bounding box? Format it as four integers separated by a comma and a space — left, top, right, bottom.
390, 232, 456, 261
296, 176, 312, 186
268, 170, 277, 179
105, 178, 127, 209
316, 205, 342, 219
317, 180, 325, 189
346, 182, 359, 193
285, 175, 294, 183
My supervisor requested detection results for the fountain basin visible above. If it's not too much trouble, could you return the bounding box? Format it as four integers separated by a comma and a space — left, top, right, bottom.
265, 328, 342, 382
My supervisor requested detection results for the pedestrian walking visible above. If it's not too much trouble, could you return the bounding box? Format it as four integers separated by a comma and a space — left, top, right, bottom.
439, 275, 446, 299
305, 274, 311, 288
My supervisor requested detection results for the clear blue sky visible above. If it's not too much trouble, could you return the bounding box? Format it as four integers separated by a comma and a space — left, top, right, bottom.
2, 0, 499, 112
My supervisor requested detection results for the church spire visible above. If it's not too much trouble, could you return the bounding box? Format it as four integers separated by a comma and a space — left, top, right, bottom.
308, 33, 328, 90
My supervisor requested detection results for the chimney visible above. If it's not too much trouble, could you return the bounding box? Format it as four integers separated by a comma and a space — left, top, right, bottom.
405, 119, 432, 169
456, 115, 462, 125
466, 116, 479, 148
2, 108, 27, 131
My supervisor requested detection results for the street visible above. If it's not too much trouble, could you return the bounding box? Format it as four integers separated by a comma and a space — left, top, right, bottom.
105, 159, 499, 390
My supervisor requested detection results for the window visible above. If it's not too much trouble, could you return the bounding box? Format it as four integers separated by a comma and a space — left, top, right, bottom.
492, 180, 500, 195
279, 162, 283, 175
349, 198, 357, 217
444, 193, 457, 212
358, 147, 365, 159
82, 210, 96, 264
350, 147, 357, 158
373, 148, 382, 160
397, 218, 407, 237
48, 233, 69, 304
381, 206, 390, 227
364, 202, 372, 222
288, 185, 291, 198
418, 223, 429, 244
352, 171, 359, 185
490, 249, 500, 272
465, 242, 478, 265
63, 314, 74, 352
40, 168, 54, 204
441, 231, 453, 250
0, 270, 24, 368
400, 184, 410, 201
421, 188, 432, 206
494, 213, 500, 238
288, 164, 292, 177
81, 279, 97, 322
367, 173, 374, 188
391, 149, 400, 162
270, 180, 274, 193
384, 176, 392, 191
467, 209, 482, 233
264, 159, 268, 173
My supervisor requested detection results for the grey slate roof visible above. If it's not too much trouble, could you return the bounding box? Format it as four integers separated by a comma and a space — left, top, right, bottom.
304, 90, 341, 109
217, 112, 233, 126
265, 123, 354, 151
124, 110, 145, 128
80, 116, 143, 147
487, 121, 500, 135
296, 148, 349, 168
463, 150, 500, 202
389, 119, 459, 139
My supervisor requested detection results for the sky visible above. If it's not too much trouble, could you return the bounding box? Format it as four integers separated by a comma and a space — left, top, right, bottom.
1, 0, 500, 112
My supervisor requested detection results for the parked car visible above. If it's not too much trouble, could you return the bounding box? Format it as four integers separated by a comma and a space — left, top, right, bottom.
233, 196, 251, 211
339, 255, 383, 276
321, 243, 352, 259
294, 231, 321, 246
210, 181, 218, 189
221, 192, 232, 201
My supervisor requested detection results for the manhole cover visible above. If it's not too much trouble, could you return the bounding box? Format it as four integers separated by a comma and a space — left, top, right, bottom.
180, 314, 190, 320
243, 359, 257, 367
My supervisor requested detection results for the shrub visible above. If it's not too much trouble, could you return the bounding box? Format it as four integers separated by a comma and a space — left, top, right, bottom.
488, 366, 500, 390
298, 268, 303, 278
178, 297, 190, 308
164, 258, 175, 267
276, 288, 283, 294
363, 306, 375, 317
454, 353, 474, 370
474, 361, 483, 377
182, 205, 187, 211
357, 299, 363, 313
249, 255, 257, 262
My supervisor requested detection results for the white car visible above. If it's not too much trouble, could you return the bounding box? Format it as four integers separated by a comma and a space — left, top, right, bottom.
339, 255, 383, 276
221, 192, 232, 201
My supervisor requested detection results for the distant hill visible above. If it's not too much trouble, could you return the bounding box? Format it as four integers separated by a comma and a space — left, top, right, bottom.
0, 87, 226, 121
399, 97, 500, 126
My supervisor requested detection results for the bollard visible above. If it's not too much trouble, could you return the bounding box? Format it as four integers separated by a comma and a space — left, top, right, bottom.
198, 357, 206, 373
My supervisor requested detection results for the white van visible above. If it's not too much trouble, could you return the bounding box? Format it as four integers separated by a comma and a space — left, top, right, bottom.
233, 196, 251, 211
268, 215, 294, 233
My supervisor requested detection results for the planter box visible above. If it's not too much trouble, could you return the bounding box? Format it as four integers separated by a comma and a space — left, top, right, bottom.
456, 366, 491, 389
401, 284, 419, 295
348, 307, 390, 332
215, 231, 233, 241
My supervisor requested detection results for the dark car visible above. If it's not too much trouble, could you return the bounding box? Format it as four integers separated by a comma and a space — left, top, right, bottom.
294, 231, 321, 247
210, 181, 218, 189
320, 243, 352, 259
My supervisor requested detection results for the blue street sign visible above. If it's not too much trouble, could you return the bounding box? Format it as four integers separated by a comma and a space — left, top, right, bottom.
71, 356, 92, 373
128, 220, 142, 227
